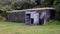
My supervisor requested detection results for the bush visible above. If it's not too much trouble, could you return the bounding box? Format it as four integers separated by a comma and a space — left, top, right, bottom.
48, 20, 60, 25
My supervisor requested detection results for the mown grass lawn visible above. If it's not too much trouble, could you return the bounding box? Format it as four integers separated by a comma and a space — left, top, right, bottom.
0, 21, 60, 34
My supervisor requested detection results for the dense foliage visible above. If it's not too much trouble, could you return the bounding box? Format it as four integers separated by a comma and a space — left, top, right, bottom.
53, 0, 60, 20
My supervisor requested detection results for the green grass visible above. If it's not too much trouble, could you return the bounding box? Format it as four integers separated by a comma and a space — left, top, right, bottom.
0, 21, 60, 34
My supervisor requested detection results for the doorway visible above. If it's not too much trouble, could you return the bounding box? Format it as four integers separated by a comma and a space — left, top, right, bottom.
25, 14, 31, 25
31, 18, 34, 24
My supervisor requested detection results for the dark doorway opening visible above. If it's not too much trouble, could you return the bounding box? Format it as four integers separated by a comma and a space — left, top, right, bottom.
26, 14, 31, 25
31, 18, 34, 24
26, 14, 30, 20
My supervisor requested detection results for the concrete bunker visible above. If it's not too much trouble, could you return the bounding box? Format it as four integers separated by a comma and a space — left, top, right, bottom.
6, 7, 55, 25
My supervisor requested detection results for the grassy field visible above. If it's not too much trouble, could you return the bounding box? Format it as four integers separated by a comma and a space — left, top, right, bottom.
0, 21, 60, 34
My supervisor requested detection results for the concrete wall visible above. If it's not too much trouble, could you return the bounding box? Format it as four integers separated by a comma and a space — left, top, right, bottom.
25, 11, 39, 25
6, 11, 25, 22
33, 12, 39, 25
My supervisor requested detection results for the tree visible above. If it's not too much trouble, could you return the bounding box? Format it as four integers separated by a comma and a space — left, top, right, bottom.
43, 0, 54, 7
35, 0, 41, 5
53, 0, 60, 20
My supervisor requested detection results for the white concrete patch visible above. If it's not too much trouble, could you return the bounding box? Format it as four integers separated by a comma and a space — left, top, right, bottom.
34, 13, 39, 25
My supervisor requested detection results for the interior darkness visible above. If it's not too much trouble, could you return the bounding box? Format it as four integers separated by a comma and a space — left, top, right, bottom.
31, 18, 34, 24
26, 14, 30, 20
26, 14, 31, 25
